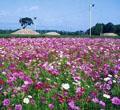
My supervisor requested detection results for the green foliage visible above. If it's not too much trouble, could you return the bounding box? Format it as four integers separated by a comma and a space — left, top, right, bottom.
0, 33, 120, 38
103, 22, 116, 33
86, 22, 120, 36
19, 17, 34, 29
111, 84, 120, 96
115, 25, 120, 35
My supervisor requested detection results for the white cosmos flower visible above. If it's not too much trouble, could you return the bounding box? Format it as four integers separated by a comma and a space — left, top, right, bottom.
61, 83, 70, 90
103, 94, 110, 99
104, 77, 111, 82
28, 95, 32, 98
108, 74, 112, 78
114, 75, 118, 78
113, 80, 116, 83
2, 71, 7, 75
59, 51, 63, 58
46, 78, 51, 81
88, 46, 92, 50
16, 87, 21, 91
23, 98, 30, 104
73, 81, 81, 86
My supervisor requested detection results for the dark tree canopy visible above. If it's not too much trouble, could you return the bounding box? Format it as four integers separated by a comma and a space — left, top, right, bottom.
86, 22, 120, 35
103, 22, 115, 33
19, 17, 34, 29
86, 23, 104, 35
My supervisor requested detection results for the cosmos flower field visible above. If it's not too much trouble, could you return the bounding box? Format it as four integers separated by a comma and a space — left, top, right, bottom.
0, 38, 120, 110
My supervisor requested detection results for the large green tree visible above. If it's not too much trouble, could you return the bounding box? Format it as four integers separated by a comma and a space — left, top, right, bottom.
103, 22, 115, 33
86, 23, 104, 35
93, 23, 104, 35
115, 25, 120, 35
19, 17, 34, 29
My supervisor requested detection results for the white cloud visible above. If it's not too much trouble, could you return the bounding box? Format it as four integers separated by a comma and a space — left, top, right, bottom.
15, 6, 39, 14
29, 6, 39, 11
0, 10, 9, 16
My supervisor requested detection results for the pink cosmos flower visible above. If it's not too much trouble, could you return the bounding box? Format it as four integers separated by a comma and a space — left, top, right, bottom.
68, 100, 80, 110
3, 99, 10, 106
76, 87, 84, 93
48, 103, 54, 110
92, 98, 99, 103
111, 97, 120, 105
15, 104, 22, 110
99, 101, 106, 107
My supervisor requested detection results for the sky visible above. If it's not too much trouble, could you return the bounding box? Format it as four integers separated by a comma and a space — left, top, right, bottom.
0, 0, 120, 31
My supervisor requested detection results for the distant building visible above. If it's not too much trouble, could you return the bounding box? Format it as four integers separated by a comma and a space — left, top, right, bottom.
101, 33, 118, 37
45, 32, 61, 36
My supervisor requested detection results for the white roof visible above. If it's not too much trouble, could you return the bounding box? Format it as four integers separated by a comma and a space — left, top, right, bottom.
45, 32, 60, 36
102, 33, 118, 36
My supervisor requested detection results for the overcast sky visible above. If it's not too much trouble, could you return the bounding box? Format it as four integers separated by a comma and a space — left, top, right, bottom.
0, 0, 119, 31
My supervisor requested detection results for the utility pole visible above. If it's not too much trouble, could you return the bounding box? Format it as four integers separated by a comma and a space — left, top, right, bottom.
34, 17, 37, 31
89, 4, 95, 37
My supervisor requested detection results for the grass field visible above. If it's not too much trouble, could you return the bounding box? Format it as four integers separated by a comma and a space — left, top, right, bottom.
0, 34, 120, 38
0, 38, 120, 110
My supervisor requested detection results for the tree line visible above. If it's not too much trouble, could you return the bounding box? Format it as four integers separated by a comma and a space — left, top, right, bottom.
18, 18, 120, 36
0, 17, 120, 36
86, 22, 120, 35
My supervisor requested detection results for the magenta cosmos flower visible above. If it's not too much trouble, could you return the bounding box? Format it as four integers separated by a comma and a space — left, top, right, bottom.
15, 104, 22, 110
111, 97, 120, 105
3, 99, 10, 106
99, 101, 106, 107
48, 103, 54, 110
68, 100, 80, 110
